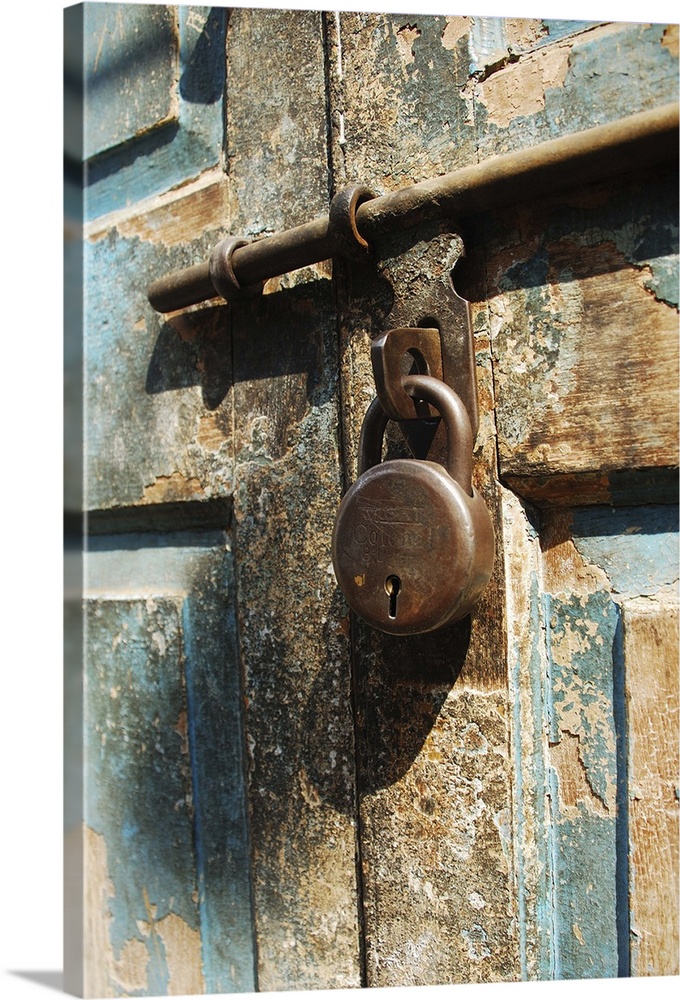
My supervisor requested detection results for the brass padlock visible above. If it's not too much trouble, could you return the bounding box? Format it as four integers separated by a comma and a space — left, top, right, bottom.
332, 375, 494, 634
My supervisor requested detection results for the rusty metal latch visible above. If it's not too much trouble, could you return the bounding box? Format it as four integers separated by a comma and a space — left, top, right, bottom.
147, 104, 678, 314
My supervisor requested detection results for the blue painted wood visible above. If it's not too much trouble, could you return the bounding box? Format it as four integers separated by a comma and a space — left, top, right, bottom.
85, 533, 256, 994
82, 4, 177, 159
571, 506, 679, 598
545, 590, 621, 979
541, 21, 598, 43
180, 557, 256, 993
475, 21, 679, 156
82, 4, 226, 220
85, 595, 200, 990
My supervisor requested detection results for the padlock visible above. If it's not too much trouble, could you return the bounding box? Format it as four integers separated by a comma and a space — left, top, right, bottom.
332, 374, 494, 635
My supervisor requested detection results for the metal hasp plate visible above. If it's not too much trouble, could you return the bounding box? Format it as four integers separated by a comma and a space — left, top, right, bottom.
370, 227, 478, 462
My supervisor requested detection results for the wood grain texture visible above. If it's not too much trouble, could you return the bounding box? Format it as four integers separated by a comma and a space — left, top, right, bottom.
485, 173, 679, 504
624, 598, 679, 976
225, 8, 361, 989
464, 20, 679, 506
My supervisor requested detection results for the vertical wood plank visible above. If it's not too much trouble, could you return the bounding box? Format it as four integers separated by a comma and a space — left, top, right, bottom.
624, 599, 679, 976
502, 490, 554, 979
540, 511, 622, 979
544, 589, 620, 978
84, 596, 202, 997
329, 11, 518, 986
225, 8, 361, 989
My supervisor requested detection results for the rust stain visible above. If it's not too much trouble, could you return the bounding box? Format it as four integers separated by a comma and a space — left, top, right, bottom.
142, 471, 206, 504
334, 614, 351, 639
441, 17, 469, 50
174, 709, 188, 755
477, 44, 570, 127
662, 24, 679, 57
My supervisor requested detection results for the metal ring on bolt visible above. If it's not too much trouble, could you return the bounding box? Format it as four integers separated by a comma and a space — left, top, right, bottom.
328, 183, 377, 261
208, 236, 265, 301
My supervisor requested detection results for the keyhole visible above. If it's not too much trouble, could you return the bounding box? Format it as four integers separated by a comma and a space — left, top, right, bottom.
385, 575, 401, 619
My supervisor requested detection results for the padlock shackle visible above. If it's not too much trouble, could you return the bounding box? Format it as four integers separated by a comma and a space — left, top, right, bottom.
403, 375, 473, 494
358, 375, 474, 494
358, 396, 390, 476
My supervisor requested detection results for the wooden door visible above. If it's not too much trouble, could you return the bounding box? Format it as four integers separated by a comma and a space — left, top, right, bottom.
65, 6, 679, 996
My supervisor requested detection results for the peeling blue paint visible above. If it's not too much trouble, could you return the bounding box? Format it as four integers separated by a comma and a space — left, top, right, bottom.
545, 590, 620, 978
85, 535, 256, 993
511, 569, 554, 980
475, 21, 678, 157
548, 23, 679, 133
571, 506, 679, 598
85, 595, 199, 958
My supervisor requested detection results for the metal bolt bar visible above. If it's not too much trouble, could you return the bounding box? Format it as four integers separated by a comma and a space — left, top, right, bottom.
148, 103, 679, 313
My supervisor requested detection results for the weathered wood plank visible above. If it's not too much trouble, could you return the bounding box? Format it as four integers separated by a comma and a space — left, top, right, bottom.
83, 536, 255, 996
83, 177, 234, 512
465, 20, 679, 506
544, 588, 620, 978
84, 595, 201, 997
77, 5, 227, 220
623, 598, 679, 976
502, 489, 553, 980
326, 10, 475, 194
225, 8, 361, 989
473, 22, 679, 155
540, 505, 679, 978
330, 11, 517, 986
484, 169, 679, 505
79, 4, 178, 160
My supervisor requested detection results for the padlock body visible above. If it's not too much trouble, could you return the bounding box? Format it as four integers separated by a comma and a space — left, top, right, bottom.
332, 458, 494, 634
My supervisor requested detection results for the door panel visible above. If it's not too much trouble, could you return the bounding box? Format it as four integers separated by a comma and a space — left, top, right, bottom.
72, 5, 227, 220
68, 5, 679, 995
83, 532, 253, 996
